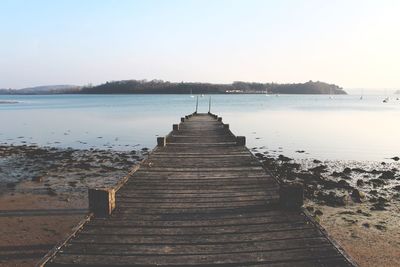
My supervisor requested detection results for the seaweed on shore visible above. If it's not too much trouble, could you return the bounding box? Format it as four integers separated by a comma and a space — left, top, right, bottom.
254, 151, 400, 210
0, 145, 144, 196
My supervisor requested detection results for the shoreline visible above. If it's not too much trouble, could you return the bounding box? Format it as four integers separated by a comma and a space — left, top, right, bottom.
0, 145, 145, 266
253, 149, 400, 267
0, 144, 399, 266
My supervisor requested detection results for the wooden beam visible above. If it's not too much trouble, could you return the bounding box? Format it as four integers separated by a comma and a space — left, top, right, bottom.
279, 182, 304, 210
88, 188, 116, 218
236, 136, 246, 146
157, 137, 166, 147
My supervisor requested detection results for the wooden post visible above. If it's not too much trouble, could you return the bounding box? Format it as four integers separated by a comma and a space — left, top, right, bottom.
195, 96, 199, 114
173, 124, 179, 131
181, 117, 185, 122
157, 137, 166, 147
223, 124, 229, 129
88, 188, 115, 218
279, 182, 304, 210
217, 117, 222, 122
236, 136, 246, 146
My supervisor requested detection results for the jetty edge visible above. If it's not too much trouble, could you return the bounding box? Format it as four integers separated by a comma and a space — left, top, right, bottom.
37, 112, 358, 267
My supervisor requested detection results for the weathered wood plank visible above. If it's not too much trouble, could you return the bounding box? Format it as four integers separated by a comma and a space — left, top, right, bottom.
70, 228, 323, 244
48, 246, 341, 266
106, 209, 294, 223
78, 221, 313, 236
87, 214, 308, 227
61, 237, 330, 256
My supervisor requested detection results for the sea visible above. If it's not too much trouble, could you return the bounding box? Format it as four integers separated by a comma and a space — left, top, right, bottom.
0, 94, 399, 161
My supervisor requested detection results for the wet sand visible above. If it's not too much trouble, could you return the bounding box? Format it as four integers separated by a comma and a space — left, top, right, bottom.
0, 145, 144, 266
0, 145, 399, 266
0, 193, 86, 267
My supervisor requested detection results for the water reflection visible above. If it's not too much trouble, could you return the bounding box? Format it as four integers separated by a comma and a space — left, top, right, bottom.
0, 94, 399, 160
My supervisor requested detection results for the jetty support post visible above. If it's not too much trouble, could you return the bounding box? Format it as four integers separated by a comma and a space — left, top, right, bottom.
88, 188, 116, 218
181, 117, 185, 122
157, 137, 166, 147
217, 117, 222, 122
236, 136, 246, 146
173, 124, 179, 131
195, 96, 199, 114
208, 96, 211, 113
223, 124, 229, 129
279, 182, 304, 210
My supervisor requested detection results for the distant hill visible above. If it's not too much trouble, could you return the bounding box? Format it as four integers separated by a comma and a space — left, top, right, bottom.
78, 80, 346, 95
0, 85, 80, 95
0, 80, 346, 95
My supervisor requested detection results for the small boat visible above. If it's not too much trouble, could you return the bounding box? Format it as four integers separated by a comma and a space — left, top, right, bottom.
329, 87, 334, 99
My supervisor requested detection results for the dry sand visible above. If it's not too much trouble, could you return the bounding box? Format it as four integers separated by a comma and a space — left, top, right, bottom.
308, 201, 400, 267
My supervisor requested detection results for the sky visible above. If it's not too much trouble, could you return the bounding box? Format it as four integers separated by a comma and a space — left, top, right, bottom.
1, 0, 400, 90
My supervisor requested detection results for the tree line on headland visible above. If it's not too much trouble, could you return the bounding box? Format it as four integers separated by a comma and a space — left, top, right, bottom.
0, 80, 347, 95
78, 80, 346, 94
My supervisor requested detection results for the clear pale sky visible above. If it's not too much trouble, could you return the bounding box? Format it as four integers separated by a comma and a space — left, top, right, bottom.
1, 0, 399, 89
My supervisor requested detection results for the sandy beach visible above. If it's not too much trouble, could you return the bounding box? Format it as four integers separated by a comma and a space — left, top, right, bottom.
255, 150, 400, 267
0, 144, 399, 266
0, 145, 144, 267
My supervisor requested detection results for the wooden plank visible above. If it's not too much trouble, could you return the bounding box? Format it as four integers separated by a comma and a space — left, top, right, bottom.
123, 177, 277, 185
87, 214, 306, 227
105, 209, 292, 222
48, 246, 341, 266
116, 191, 275, 199
61, 237, 330, 255
130, 170, 270, 178
71, 228, 323, 244
78, 221, 313, 236
137, 167, 265, 172
116, 195, 272, 203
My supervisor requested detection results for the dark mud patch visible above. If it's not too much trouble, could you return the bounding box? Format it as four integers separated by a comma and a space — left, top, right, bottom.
0, 145, 144, 196
252, 150, 400, 210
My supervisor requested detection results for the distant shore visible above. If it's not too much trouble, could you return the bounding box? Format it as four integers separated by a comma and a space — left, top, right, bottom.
0, 144, 399, 266
0, 100, 18, 104
0, 80, 347, 95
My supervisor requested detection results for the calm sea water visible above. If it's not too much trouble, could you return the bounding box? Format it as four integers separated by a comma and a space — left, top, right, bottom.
0, 94, 399, 161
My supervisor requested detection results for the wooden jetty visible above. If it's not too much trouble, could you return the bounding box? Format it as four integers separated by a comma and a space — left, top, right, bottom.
39, 113, 357, 266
